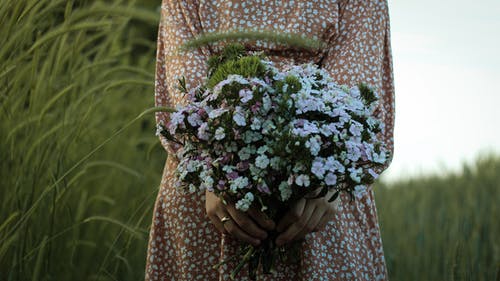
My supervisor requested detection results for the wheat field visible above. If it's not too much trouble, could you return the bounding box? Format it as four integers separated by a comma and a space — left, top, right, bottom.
0, 1, 498, 280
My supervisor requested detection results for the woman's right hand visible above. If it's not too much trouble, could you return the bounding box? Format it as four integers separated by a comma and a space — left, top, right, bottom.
205, 190, 276, 246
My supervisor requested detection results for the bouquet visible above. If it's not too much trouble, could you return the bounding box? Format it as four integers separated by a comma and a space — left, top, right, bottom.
156, 42, 389, 280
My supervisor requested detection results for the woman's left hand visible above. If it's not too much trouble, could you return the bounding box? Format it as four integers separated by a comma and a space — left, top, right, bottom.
275, 188, 340, 246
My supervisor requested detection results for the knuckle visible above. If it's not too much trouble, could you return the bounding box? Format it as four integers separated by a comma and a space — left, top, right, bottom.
290, 212, 301, 221
305, 224, 315, 232
296, 220, 307, 229
206, 208, 216, 216
226, 224, 236, 233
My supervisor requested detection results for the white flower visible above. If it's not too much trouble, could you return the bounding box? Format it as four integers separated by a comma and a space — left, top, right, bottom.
256, 145, 269, 154
239, 88, 253, 103
233, 106, 247, 126
235, 192, 255, 211
250, 117, 262, 130
203, 176, 214, 190
279, 181, 292, 201
155, 123, 164, 137
295, 174, 310, 187
208, 108, 228, 119
230, 176, 249, 192
215, 127, 225, 140
186, 160, 199, 172
262, 94, 272, 112
269, 156, 281, 169
255, 154, 270, 169
261, 119, 276, 134
238, 146, 255, 161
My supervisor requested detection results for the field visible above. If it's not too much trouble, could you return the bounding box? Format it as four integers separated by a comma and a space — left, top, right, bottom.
1, 1, 498, 280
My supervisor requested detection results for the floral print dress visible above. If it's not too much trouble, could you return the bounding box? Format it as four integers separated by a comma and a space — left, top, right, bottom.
145, 0, 395, 280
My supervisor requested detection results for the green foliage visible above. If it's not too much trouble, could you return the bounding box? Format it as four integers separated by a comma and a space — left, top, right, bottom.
0, 1, 161, 280
359, 82, 377, 106
375, 155, 500, 281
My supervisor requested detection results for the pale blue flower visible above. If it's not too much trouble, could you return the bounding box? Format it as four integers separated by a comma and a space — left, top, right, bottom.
233, 106, 246, 126
349, 167, 363, 183
239, 88, 253, 103
255, 154, 270, 169
295, 174, 310, 187
230, 176, 249, 192
187, 112, 203, 127
324, 172, 337, 186
373, 151, 387, 164
305, 135, 322, 156
311, 157, 326, 179
235, 192, 255, 211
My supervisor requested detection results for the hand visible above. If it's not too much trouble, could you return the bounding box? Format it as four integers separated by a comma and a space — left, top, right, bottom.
275, 188, 340, 246
205, 190, 276, 246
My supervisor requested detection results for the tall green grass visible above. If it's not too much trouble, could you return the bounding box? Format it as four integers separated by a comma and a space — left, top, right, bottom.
0, 1, 163, 280
376, 155, 500, 281
1, 1, 499, 280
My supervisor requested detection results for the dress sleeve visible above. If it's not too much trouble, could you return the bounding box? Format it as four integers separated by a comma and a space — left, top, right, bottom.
319, 0, 395, 177
155, 1, 210, 161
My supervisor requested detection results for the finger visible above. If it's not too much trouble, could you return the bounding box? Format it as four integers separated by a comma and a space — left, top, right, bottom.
295, 205, 325, 240
247, 208, 275, 230
276, 202, 315, 246
276, 198, 306, 232
220, 211, 262, 246
226, 203, 268, 240
314, 211, 334, 232
208, 212, 228, 235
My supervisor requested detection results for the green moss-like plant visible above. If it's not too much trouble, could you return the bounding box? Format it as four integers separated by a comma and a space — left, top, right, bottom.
284, 75, 302, 94
206, 55, 266, 89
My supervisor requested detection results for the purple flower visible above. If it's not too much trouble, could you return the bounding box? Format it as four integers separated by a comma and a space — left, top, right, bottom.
251, 101, 261, 114
227, 171, 239, 180
257, 182, 271, 194
236, 161, 250, 171
217, 180, 226, 190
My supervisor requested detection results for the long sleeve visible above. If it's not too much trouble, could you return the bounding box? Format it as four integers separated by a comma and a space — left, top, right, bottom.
154, 1, 210, 161
320, 0, 395, 176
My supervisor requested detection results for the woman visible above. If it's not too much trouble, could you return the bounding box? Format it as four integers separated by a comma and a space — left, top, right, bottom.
145, 0, 395, 280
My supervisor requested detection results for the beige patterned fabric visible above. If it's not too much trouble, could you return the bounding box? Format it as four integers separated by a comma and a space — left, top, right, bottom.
146, 0, 395, 280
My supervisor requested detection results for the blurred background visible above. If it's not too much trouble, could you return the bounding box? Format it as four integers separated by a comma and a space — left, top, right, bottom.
0, 1, 498, 280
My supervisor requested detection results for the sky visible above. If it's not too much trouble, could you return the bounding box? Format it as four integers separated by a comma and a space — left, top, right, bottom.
381, 0, 500, 181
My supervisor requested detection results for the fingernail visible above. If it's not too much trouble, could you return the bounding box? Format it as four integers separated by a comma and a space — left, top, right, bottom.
254, 239, 261, 246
